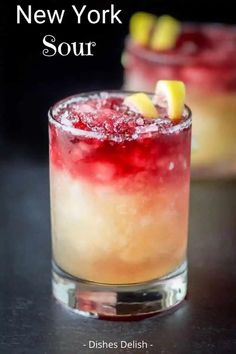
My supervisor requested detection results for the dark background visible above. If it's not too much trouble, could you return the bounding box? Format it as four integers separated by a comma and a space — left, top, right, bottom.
1, 3, 236, 354
1, 0, 236, 159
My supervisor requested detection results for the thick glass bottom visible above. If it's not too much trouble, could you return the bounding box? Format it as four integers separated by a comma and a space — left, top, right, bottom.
52, 261, 187, 319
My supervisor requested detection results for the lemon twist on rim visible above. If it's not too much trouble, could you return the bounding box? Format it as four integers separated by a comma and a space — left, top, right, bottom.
129, 12, 157, 47
154, 80, 186, 121
124, 93, 158, 119
150, 15, 181, 51
124, 81, 186, 121
129, 12, 181, 51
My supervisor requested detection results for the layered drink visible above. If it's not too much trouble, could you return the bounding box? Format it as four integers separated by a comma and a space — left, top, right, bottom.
49, 82, 191, 317
123, 13, 236, 177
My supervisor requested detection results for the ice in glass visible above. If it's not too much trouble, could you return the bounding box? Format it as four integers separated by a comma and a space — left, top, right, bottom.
49, 82, 191, 318
123, 13, 236, 177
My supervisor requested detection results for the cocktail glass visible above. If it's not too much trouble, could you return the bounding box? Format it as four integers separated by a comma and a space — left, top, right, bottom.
123, 23, 236, 178
49, 91, 192, 318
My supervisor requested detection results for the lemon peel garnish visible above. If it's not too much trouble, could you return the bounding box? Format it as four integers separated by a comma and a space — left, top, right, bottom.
130, 12, 157, 47
150, 15, 181, 51
124, 93, 158, 119
154, 80, 186, 120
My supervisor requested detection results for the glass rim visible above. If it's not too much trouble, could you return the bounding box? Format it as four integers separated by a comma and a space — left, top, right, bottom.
125, 22, 236, 66
48, 90, 192, 140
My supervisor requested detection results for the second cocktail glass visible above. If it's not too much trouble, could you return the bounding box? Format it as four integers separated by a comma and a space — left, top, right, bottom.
123, 15, 236, 177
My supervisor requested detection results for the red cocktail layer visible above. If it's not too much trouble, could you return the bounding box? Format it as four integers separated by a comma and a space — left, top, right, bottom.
49, 96, 191, 189
125, 24, 236, 91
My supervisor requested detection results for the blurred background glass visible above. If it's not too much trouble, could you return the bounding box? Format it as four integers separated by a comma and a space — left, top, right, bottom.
123, 20, 236, 178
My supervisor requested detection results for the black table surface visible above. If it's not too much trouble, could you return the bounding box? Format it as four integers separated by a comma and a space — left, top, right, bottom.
1, 153, 236, 354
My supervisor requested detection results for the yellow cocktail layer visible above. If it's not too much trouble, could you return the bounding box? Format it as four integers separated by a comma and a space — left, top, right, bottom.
50, 168, 189, 284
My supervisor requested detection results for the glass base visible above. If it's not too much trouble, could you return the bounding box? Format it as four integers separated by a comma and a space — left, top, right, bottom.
52, 261, 187, 319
